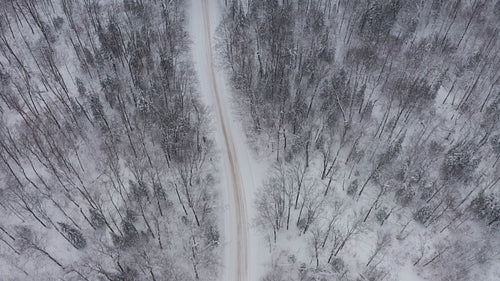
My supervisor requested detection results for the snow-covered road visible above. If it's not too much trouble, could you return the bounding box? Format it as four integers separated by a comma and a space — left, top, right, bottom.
189, 1, 261, 280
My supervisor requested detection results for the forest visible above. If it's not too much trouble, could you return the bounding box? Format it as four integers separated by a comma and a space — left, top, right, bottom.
217, 0, 499, 280
0, 0, 220, 280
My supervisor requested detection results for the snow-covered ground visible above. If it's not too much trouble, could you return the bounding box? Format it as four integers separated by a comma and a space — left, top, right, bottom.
188, 1, 269, 280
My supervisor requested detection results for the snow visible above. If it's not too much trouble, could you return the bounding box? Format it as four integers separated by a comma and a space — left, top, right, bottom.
188, 1, 270, 280
398, 264, 428, 281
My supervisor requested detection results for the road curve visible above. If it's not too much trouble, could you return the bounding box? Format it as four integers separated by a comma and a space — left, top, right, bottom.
198, 1, 249, 280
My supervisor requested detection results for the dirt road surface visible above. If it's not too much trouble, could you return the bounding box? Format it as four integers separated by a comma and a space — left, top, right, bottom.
192, 1, 250, 280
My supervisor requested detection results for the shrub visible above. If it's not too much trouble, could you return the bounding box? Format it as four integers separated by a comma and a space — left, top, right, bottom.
90, 208, 106, 228
206, 225, 220, 246
420, 184, 435, 201
470, 193, 499, 225
58, 222, 87, 249
442, 144, 479, 181
347, 180, 359, 196
330, 257, 345, 272
414, 206, 432, 224
375, 208, 388, 224
395, 186, 415, 206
